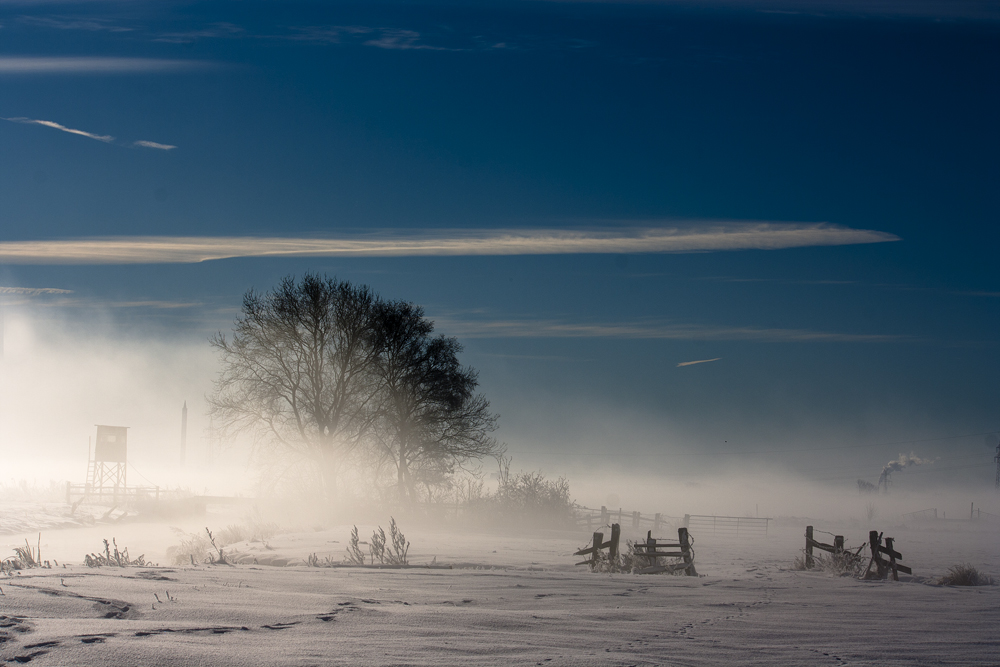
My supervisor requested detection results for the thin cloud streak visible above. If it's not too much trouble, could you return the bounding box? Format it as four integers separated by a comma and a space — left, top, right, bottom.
677, 357, 722, 366
0, 57, 215, 74
16, 16, 133, 32
133, 140, 176, 150
538, 0, 1000, 21
0, 224, 899, 264
0, 286, 73, 296
3, 117, 175, 150
434, 318, 902, 343
2, 116, 113, 142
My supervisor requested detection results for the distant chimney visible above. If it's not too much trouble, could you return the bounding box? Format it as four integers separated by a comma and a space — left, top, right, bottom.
180, 401, 188, 467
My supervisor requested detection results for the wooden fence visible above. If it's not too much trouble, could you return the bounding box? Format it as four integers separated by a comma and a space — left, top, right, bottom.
802, 525, 865, 569
684, 514, 771, 537
633, 528, 698, 576
575, 506, 676, 532
574, 524, 698, 576
865, 530, 911, 581
65, 482, 164, 506
574, 523, 622, 569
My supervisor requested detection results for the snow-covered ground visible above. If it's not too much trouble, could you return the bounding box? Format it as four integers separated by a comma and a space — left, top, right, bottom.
1, 508, 998, 666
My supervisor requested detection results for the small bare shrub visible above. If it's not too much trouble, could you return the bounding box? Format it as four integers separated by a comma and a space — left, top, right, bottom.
817, 551, 866, 577
369, 526, 387, 564
14, 536, 41, 568
84, 538, 147, 567
167, 528, 213, 565
204, 528, 232, 565
387, 517, 409, 566
341, 520, 410, 566
167, 527, 236, 565
345, 526, 365, 565
939, 564, 994, 586
308, 553, 337, 567
793, 546, 867, 577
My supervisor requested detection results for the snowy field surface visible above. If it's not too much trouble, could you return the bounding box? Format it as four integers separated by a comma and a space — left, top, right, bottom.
1, 515, 999, 666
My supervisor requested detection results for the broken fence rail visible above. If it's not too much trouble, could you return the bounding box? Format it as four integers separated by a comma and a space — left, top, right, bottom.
803, 525, 866, 569
574, 524, 698, 576
574, 523, 622, 569
865, 530, 911, 581
633, 528, 698, 576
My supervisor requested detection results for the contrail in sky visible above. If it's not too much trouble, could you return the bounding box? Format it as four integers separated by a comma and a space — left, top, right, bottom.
3, 117, 176, 150
0, 224, 899, 264
2, 117, 114, 143
132, 140, 177, 150
677, 358, 722, 367
0, 57, 212, 73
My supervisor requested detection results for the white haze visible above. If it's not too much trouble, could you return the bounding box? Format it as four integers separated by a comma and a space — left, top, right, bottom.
0, 307, 247, 496
0, 305, 996, 530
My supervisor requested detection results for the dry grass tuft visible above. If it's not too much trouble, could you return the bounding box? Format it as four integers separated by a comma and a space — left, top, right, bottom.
3, 535, 52, 572
793, 548, 866, 577
84, 538, 148, 567
938, 564, 994, 587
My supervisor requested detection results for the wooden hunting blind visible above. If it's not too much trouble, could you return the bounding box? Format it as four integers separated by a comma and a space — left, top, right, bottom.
88, 425, 128, 499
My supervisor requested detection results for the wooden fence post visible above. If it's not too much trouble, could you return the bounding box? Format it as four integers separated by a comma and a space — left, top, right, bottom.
683, 514, 690, 529
601, 506, 609, 526
618, 508, 623, 525
591, 532, 604, 571
678, 526, 697, 576
833, 535, 844, 554
805, 526, 815, 569
654, 513, 661, 532
645, 530, 656, 567
609, 523, 621, 565
867, 530, 885, 579
885, 537, 899, 581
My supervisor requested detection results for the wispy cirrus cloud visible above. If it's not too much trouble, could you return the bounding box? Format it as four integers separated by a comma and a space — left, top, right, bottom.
153, 22, 244, 44
17, 15, 133, 32
285, 25, 374, 43
536, 0, 1000, 22
364, 29, 451, 51
1, 116, 113, 142
434, 317, 902, 343
0, 57, 215, 74
677, 357, 722, 367
0, 224, 899, 264
283, 24, 590, 52
132, 140, 176, 151
3, 116, 176, 150
287, 25, 453, 50
0, 286, 73, 296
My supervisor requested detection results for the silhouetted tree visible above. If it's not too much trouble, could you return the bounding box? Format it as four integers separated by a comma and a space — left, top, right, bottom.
209, 274, 499, 504
371, 300, 501, 502
209, 275, 382, 500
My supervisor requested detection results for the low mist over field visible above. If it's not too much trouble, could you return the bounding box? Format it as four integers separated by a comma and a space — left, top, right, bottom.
1, 0, 998, 663
1, 303, 995, 528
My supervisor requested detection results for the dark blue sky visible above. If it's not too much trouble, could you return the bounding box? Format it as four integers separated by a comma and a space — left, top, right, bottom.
1, 0, 998, 489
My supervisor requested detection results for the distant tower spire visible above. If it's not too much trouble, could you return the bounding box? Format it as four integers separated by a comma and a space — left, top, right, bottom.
181, 401, 188, 467
995, 440, 999, 490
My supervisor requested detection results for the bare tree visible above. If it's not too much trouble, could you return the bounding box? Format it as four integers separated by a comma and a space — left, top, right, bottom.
210, 275, 501, 504
209, 275, 382, 500
372, 300, 501, 502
